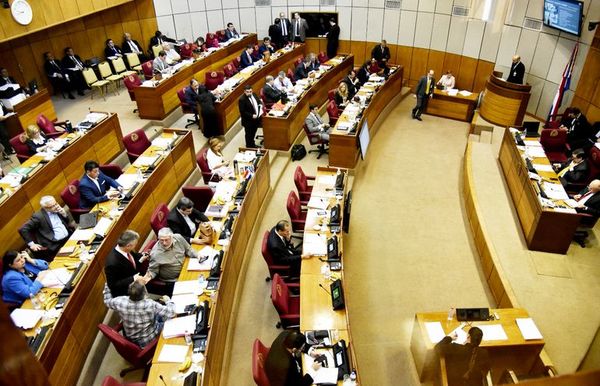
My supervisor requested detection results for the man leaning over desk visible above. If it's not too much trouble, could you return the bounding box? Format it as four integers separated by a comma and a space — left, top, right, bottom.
105, 230, 151, 298
267, 220, 310, 277
79, 160, 122, 209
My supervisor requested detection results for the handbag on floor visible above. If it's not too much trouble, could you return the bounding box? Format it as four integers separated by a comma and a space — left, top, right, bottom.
291, 144, 306, 161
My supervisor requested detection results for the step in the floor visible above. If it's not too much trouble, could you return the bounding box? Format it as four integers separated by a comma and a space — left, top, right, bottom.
480, 130, 493, 144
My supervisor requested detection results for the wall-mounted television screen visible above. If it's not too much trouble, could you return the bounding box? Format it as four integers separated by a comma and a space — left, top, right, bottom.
543, 0, 584, 36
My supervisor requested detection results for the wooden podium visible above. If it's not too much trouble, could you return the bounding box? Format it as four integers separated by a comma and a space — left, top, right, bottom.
479, 71, 531, 127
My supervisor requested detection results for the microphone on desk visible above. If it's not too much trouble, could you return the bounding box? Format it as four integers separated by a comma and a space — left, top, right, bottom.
159, 375, 167, 386
319, 283, 331, 296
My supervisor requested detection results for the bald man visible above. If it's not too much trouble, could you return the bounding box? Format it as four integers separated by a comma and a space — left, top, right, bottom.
573, 179, 600, 217
507, 55, 525, 84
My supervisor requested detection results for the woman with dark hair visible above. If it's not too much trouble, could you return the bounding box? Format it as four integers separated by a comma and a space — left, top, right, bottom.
435, 326, 491, 386
2, 250, 49, 305
197, 84, 220, 138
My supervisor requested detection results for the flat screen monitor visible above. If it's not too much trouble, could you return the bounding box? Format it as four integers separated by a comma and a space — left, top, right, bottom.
543, 0, 584, 36
358, 119, 370, 160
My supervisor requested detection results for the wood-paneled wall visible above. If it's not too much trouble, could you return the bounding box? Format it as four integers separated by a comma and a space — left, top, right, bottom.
0, 0, 157, 90
572, 28, 600, 123
306, 38, 495, 94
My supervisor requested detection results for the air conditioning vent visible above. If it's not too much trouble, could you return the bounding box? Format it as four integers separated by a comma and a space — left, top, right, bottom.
255, 0, 271, 6
320, 0, 336, 5
385, 0, 402, 9
452, 5, 470, 17
523, 17, 543, 31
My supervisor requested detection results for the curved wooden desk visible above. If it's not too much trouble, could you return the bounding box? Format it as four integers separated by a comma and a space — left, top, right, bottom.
329, 66, 404, 169
479, 72, 531, 127
134, 34, 257, 121
262, 54, 354, 151
4, 89, 57, 137
214, 44, 305, 134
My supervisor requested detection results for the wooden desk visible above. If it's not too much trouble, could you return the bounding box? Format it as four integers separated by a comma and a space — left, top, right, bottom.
498, 131, 580, 254
4, 89, 57, 137
329, 67, 404, 169
262, 55, 354, 151
134, 35, 257, 121
410, 308, 545, 384
15, 129, 196, 386
146, 149, 271, 386
214, 44, 305, 134
0, 113, 124, 258
425, 88, 478, 122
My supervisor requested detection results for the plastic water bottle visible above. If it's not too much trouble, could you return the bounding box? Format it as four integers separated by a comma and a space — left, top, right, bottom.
136, 167, 144, 182
30, 293, 41, 310
79, 242, 90, 262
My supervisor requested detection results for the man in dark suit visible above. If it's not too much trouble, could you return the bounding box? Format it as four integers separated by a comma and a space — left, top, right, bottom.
371, 39, 391, 67
0, 68, 26, 98
560, 107, 592, 150
573, 179, 600, 217
258, 37, 275, 58
269, 19, 284, 49
19, 195, 76, 261
343, 70, 361, 98
262, 75, 285, 104
184, 78, 202, 114
326, 18, 340, 59
104, 39, 123, 58
278, 12, 292, 45
554, 149, 589, 187
79, 160, 122, 209
412, 69, 435, 121
43, 52, 75, 99
0, 100, 15, 157
265, 330, 320, 386
167, 197, 210, 245
61, 47, 87, 96
149, 30, 177, 53
238, 85, 263, 148
291, 12, 309, 43
122, 32, 148, 63
507, 55, 525, 84
294, 58, 311, 81
224, 22, 240, 40
240, 45, 256, 68
104, 230, 151, 297
267, 220, 309, 276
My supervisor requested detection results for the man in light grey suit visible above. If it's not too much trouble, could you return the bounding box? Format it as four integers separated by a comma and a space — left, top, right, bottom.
152, 51, 170, 74
292, 13, 309, 43
305, 104, 330, 141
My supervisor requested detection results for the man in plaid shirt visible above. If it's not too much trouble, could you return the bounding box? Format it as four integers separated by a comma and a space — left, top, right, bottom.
103, 281, 176, 347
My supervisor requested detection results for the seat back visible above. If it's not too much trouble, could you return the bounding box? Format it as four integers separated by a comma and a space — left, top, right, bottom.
123, 129, 151, 162
252, 339, 271, 386
99, 164, 124, 180
318, 52, 328, 63
112, 57, 128, 74
98, 62, 114, 78
271, 273, 290, 314
196, 147, 213, 184
261, 230, 274, 266
286, 191, 303, 223
327, 100, 339, 125
294, 56, 303, 67
36, 114, 59, 136
287, 68, 295, 84
151, 44, 162, 58
98, 323, 149, 366
182, 186, 214, 212
61, 180, 81, 210
223, 63, 237, 78
150, 203, 169, 236
232, 56, 241, 69
206, 33, 219, 48
540, 128, 567, 151
123, 74, 142, 101
180, 43, 194, 59
82, 68, 100, 86
588, 146, 600, 179
126, 53, 141, 68
294, 166, 311, 199
205, 71, 224, 91
303, 123, 322, 146
10, 134, 31, 162
142, 61, 154, 80
215, 30, 226, 42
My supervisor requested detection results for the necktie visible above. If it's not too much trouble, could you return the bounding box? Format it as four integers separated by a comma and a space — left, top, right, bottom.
126, 253, 136, 268
426, 78, 431, 94
382, 46, 384, 54
579, 191, 592, 202
557, 162, 574, 178
73, 56, 83, 70
314, 113, 322, 124
130, 41, 139, 53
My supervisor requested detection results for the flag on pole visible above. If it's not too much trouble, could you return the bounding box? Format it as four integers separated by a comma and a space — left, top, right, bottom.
548, 42, 579, 120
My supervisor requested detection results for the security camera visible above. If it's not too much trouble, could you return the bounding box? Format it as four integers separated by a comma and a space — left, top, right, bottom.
589, 21, 600, 31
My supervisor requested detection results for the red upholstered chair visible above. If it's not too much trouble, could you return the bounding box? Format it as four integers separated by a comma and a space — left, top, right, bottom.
587, 146, 600, 180
205, 71, 225, 91
326, 100, 340, 126
205, 33, 220, 48
261, 230, 293, 282
99, 164, 124, 180
141, 61, 154, 80
101, 376, 146, 386
9, 134, 31, 163
368, 61, 381, 74
540, 128, 568, 163
294, 56, 303, 67
180, 43, 194, 59
223, 62, 237, 78
98, 323, 158, 377
287, 68, 295, 84
177, 87, 200, 129
328, 88, 336, 101
294, 166, 315, 203
271, 273, 300, 328
182, 185, 214, 212
318, 52, 328, 63
123, 129, 151, 163
252, 339, 271, 386
36, 114, 66, 139
302, 123, 328, 159
286, 191, 307, 233
252, 44, 261, 61
150, 203, 169, 236
60, 180, 90, 220
215, 29, 227, 42
196, 147, 216, 184
259, 88, 274, 112
544, 107, 575, 129
123, 73, 143, 113
232, 56, 241, 70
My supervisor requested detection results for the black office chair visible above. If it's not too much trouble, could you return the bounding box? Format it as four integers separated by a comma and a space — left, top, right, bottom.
573, 213, 598, 247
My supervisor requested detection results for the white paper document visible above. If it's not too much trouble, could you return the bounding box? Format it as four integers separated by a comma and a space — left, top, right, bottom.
425, 322, 446, 343
116, 173, 139, 190
156, 344, 189, 363
516, 318, 543, 340
525, 146, 547, 158
317, 175, 336, 187
523, 140, 542, 147
134, 155, 160, 167
171, 294, 199, 314
40, 268, 72, 288
532, 164, 554, 172
173, 280, 200, 295
151, 137, 174, 149
303, 233, 327, 256
479, 324, 508, 341
451, 323, 468, 344
304, 351, 338, 384
459, 90, 472, 96
187, 255, 214, 271
71, 228, 95, 241
10, 308, 45, 329
93, 217, 113, 237
542, 182, 570, 200
162, 315, 197, 338
307, 197, 329, 210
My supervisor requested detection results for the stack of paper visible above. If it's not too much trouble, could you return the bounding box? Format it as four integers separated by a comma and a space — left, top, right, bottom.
0, 173, 23, 188
40, 268, 72, 288
173, 280, 201, 295
307, 197, 329, 210
425, 322, 446, 343
93, 217, 113, 237
479, 324, 508, 341
116, 173, 139, 190
157, 344, 189, 362
134, 155, 160, 167
304, 353, 339, 384
187, 254, 214, 271
171, 294, 199, 314
71, 228, 96, 242
525, 146, 547, 158
162, 315, 196, 338
10, 309, 45, 329
532, 163, 554, 172
542, 182, 570, 200
151, 137, 174, 149
459, 90, 472, 96
303, 233, 327, 256
516, 318, 543, 340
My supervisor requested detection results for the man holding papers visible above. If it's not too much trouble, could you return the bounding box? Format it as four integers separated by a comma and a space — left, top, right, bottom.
105, 230, 151, 297
267, 220, 310, 276
103, 282, 175, 347
435, 326, 490, 386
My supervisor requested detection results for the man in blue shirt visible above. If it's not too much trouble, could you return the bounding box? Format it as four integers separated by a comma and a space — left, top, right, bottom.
79, 160, 122, 208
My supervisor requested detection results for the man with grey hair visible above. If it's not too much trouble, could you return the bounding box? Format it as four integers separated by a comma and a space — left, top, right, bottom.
19, 195, 75, 261
105, 229, 151, 297
149, 227, 203, 295
507, 54, 525, 84
274, 71, 293, 93
103, 281, 175, 347
263, 75, 286, 104
167, 197, 209, 245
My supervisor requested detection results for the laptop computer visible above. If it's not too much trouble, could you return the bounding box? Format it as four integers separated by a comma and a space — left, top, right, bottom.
523, 121, 540, 137
79, 211, 98, 229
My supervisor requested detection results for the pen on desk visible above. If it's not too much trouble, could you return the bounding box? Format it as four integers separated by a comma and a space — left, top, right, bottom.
159, 375, 167, 386
319, 283, 331, 296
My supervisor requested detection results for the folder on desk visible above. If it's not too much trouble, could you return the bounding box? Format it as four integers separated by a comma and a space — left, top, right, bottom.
10, 309, 45, 329
516, 318, 543, 340
162, 314, 196, 339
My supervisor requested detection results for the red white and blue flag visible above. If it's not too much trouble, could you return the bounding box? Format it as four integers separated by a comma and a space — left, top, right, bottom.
548, 42, 579, 120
